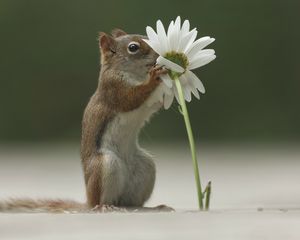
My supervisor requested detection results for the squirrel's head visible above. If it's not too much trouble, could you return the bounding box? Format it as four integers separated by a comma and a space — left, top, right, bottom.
98, 29, 158, 82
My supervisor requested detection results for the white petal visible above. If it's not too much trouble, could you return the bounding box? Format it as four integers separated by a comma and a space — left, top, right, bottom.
146, 26, 158, 42
156, 20, 169, 53
177, 22, 189, 51
163, 92, 174, 109
173, 85, 180, 104
174, 16, 181, 40
190, 49, 215, 62
167, 21, 174, 38
181, 20, 190, 36
166, 21, 174, 50
200, 49, 215, 55
150, 84, 172, 106
153, 85, 164, 103
169, 17, 181, 50
180, 75, 192, 102
185, 70, 205, 93
174, 16, 181, 32
180, 74, 188, 85
157, 56, 184, 73
168, 28, 177, 50
142, 39, 164, 55
160, 74, 173, 88
188, 54, 216, 70
189, 81, 200, 99
156, 20, 166, 36
162, 83, 172, 95
183, 29, 197, 53
179, 29, 197, 52
184, 85, 192, 102
187, 37, 215, 60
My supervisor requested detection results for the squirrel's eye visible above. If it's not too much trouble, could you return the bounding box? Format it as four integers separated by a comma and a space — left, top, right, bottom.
127, 41, 140, 54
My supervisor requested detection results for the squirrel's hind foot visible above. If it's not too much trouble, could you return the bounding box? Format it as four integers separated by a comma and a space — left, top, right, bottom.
90, 204, 174, 213
91, 204, 127, 213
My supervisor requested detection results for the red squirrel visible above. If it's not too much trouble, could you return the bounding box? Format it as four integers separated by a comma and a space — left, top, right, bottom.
0, 29, 172, 213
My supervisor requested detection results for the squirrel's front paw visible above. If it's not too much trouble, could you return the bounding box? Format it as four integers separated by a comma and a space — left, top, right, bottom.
149, 65, 168, 83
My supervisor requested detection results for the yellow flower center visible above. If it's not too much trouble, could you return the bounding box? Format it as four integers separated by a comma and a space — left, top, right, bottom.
164, 51, 189, 69
164, 51, 189, 79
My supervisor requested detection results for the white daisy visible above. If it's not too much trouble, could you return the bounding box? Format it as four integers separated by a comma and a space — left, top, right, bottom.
144, 16, 216, 109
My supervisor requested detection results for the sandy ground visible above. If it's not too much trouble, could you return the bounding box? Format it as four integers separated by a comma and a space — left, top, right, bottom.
0, 143, 300, 239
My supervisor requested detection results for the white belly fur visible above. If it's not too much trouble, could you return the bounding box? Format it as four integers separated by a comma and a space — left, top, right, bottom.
99, 99, 161, 206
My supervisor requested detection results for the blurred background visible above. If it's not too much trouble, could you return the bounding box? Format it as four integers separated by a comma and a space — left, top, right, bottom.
1, 0, 300, 217
0, 0, 299, 144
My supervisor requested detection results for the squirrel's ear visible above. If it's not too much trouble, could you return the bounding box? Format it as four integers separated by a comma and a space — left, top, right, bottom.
111, 28, 127, 38
99, 32, 116, 53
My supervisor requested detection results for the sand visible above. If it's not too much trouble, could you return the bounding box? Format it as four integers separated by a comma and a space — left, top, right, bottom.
0, 143, 299, 239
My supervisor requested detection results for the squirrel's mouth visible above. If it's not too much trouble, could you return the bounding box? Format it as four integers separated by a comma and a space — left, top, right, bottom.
146, 60, 157, 68
146, 63, 154, 67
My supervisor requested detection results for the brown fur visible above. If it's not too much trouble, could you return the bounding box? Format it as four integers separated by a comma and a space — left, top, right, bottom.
0, 198, 86, 213
84, 153, 105, 207
111, 28, 127, 38
98, 68, 161, 112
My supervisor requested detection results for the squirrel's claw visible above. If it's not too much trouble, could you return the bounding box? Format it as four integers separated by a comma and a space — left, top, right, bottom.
149, 65, 168, 82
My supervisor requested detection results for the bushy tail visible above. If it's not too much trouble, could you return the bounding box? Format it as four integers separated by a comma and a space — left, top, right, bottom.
0, 198, 87, 213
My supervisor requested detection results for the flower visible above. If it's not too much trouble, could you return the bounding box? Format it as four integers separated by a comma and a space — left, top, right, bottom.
144, 16, 216, 109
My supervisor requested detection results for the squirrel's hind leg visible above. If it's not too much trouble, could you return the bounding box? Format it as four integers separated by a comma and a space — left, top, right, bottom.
86, 151, 126, 209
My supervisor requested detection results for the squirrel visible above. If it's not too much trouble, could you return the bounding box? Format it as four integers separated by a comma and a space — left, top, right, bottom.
0, 29, 172, 213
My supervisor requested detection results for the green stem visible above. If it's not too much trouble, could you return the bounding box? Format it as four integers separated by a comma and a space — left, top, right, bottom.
205, 181, 211, 211
174, 76, 204, 210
